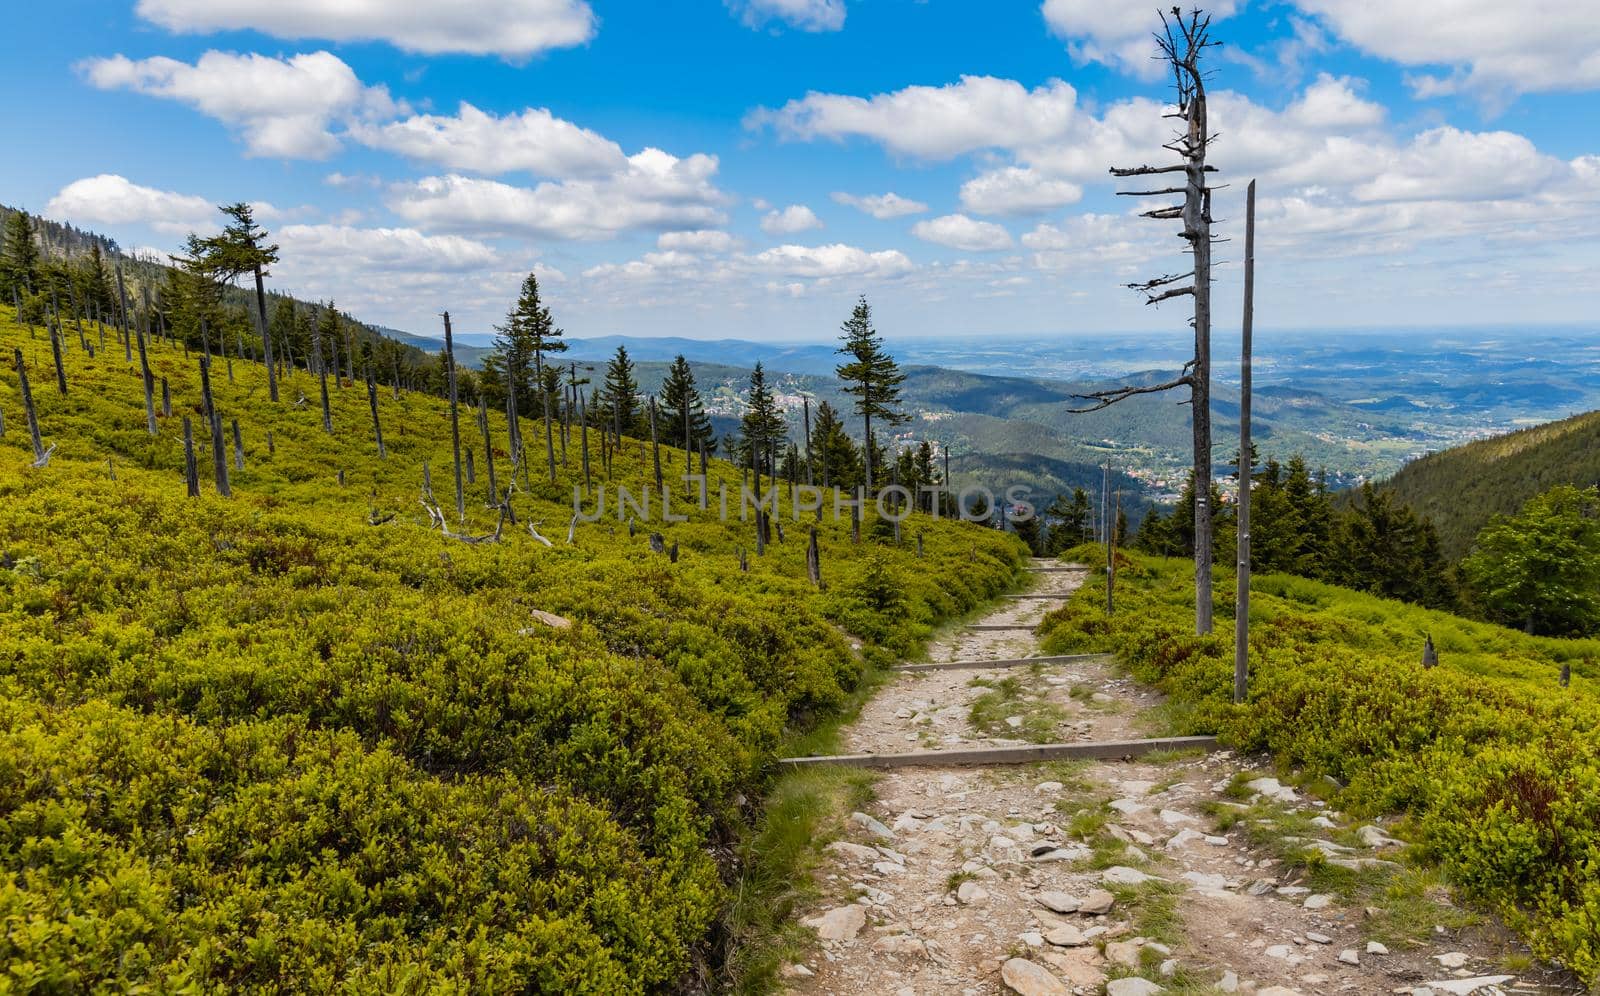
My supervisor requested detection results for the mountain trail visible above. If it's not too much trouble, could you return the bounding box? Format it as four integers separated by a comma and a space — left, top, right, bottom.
780, 559, 1578, 996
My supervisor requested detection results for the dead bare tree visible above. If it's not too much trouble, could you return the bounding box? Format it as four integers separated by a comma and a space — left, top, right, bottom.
14, 348, 50, 466
1070, 6, 1222, 635
442, 311, 465, 521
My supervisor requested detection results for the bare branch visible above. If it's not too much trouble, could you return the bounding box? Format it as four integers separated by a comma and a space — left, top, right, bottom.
1127, 272, 1194, 291
1067, 375, 1194, 414
1143, 286, 1196, 305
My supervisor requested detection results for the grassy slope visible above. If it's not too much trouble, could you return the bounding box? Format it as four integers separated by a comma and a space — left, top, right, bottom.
1038, 552, 1600, 982
0, 308, 1027, 992
1381, 408, 1600, 558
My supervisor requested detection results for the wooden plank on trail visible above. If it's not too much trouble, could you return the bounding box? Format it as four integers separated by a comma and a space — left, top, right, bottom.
893, 653, 1112, 672
779, 735, 1221, 769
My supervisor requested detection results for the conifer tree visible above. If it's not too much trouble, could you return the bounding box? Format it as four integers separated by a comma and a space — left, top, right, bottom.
740, 362, 786, 475
600, 344, 641, 438
184, 203, 280, 401
660, 354, 715, 454
0, 211, 40, 296
835, 296, 906, 493
811, 399, 862, 490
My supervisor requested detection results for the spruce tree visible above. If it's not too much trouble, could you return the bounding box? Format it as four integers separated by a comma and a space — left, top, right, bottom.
1, 210, 40, 296
834, 296, 906, 492
660, 355, 715, 454
600, 344, 641, 438
740, 362, 786, 474
184, 203, 280, 400
811, 400, 862, 490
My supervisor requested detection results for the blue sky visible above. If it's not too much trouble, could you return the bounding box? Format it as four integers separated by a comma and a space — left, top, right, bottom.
5, 1, 1599, 341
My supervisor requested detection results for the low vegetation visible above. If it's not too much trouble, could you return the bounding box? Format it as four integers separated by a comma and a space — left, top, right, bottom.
1038, 547, 1600, 983
0, 305, 1026, 991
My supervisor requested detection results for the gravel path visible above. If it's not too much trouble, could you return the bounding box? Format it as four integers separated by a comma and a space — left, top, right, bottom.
781, 560, 1578, 996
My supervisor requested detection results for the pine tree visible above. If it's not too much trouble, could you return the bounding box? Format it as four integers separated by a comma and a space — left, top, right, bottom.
660, 355, 715, 454
600, 345, 641, 438
1, 211, 41, 296
184, 203, 280, 400
835, 296, 906, 492
740, 362, 787, 474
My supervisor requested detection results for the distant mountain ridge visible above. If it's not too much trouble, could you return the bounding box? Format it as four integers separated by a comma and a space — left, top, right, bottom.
1380, 408, 1600, 558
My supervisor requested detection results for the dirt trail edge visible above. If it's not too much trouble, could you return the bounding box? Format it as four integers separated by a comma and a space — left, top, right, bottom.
780, 559, 1576, 996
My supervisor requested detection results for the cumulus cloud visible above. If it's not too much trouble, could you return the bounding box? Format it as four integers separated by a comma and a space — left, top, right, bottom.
46, 174, 218, 235
1040, 0, 1241, 78
135, 0, 596, 59
747, 75, 1079, 159
959, 167, 1082, 215
79, 50, 397, 159
743, 243, 914, 279
658, 229, 739, 253
1291, 0, 1600, 98
911, 214, 1014, 252
728, 0, 845, 32
761, 204, 824, 234
830, 191, 928, 219
388, 149, 728, 240
276, 224, 499, 272
351, 102, 626, 177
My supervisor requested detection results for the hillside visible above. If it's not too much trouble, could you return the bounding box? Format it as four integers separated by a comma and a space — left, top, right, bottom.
0, 302, 1027, 991
1380, 408, 1600, 558
1039, 553, 1600, 982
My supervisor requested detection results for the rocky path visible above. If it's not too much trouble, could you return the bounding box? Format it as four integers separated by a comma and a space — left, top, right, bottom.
782, 560, 1576, 996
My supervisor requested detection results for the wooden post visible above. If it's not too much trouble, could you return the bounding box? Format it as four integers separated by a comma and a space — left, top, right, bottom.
365, 361, 386, 458
15, 348, 46, 464
442, 311, 465, 520
199, 357, 230, 497
49, 324, 67, 395
478, 396, 498, 500
1234, 179, 1256, 704
183, 416, 199, 497
231, 418, 244, 470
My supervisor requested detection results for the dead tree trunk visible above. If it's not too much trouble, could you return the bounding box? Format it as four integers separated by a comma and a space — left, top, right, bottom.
1072, 6, 1221, 635
807, 525, 822, 587
183, 416, 199, 497
312, 308, 332, 433
116, 266, 132, 364
365, 362, 386, 458
649, 396, 663, 493
14, 348, 47, 465
1234, 179, 1256, 704
161, 377, 171, 417
136, 302, 156, 434
199, 357, 230, 497
579, 392, 592, 492
232, 419, 244, 470
49, 325, 66, 395
442, 311, 465, 520
253, 264, 278, 402
478, 396, 498, 501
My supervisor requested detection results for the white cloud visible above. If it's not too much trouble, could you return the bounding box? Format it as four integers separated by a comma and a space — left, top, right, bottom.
1040, 0, 1241, 79
79, 50, 397, 159
276, 224, 499, 272
135, 0, 596, 59
761, 204, 824, 234
388, 149, 728, 240
744, 243, 914, 279
45, 174, 217, 236
830, 191, 928, 219
658, 229, 738, 253
350, 102, 626, 177
1352, 127, 1564, 203
959, 167, 1082, 215
747, 75, 1078, 159
1291, 0, 1600, 97
728, 0, 845, 32
911, 214, 1014, 252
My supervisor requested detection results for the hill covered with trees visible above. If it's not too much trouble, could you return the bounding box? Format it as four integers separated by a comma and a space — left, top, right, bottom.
1380, 407, 1600, 558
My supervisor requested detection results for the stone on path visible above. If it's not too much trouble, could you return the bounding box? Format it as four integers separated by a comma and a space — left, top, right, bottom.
1366, 941, 1389, 955
1000, 957, 1069, 996
1105, 940, 1141, 967
1245, 777, 1299, 803
1338, 948, 1360, 965
1303, 893, 1332, 909
1421, 977, 1515, 995
1036, 890, 1080, 914
1078, 888, 1116, 914
851, 812, 894, 839
1106, 978, 1166, 996
872, 934, 926, 958
1257, 988, 1306, 996
804, 904, 866, 941
1039, 949, 1104, 987
957, 880, 989, 904
1044, 924, 1087, 947
825, 841, 881, 862
1103, 865, 1161, 885
1357, 824, 1404, 848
